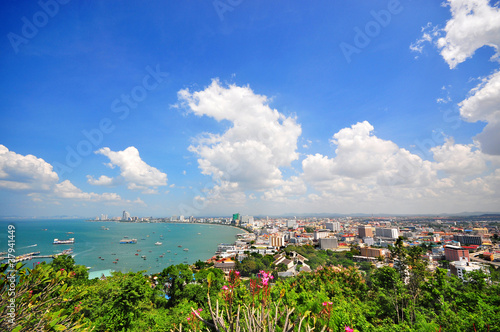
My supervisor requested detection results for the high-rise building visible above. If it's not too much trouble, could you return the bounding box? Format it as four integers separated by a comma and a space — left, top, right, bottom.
358, 225, 373, 238
444, 245, 469, 262
241, 215, 254, 225
453, 234, 482, 245
286, 219, 297, 228
375, 227, 399, 239
325, 222, 341, 232
319, 238, 338, 250
122, 210, 130, 220
269, 234, 284, 247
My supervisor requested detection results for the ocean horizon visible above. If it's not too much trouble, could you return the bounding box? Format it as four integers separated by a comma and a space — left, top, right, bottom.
0, 219, 242, 274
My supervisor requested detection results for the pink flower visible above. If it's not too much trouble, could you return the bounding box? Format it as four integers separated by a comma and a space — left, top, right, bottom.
60, 268, 65, 271
222, 285, 229, 291
187, 317, 191, 321
345, 326, 354, 332
235, 271, 240, 275
198, 308, 203, 312
270, 275, 274, 279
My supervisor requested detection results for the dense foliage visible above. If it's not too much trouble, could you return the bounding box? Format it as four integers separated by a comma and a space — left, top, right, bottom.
1, 244, 499, 331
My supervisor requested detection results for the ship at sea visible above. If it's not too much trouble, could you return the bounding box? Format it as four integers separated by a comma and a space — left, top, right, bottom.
119, 238, 137, 244
53, 238, 75, 245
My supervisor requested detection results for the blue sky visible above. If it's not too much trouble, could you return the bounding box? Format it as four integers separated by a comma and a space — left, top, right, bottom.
1, 0, 500, 218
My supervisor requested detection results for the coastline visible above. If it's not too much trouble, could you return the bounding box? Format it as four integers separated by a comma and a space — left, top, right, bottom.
85, 219, 251, 233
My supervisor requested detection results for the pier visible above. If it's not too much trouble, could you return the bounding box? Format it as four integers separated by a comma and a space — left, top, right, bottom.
1, 250, 72, 264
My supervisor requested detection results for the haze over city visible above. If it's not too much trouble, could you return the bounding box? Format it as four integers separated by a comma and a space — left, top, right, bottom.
1, 1, 500, 218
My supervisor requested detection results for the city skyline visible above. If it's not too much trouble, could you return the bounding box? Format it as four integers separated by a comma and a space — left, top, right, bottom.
1, 1, 500, 218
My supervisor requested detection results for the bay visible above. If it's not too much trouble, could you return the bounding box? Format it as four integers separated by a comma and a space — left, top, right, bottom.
0, 219, 242, 274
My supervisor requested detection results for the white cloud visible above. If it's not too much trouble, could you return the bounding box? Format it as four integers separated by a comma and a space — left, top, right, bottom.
431, 138, 488, 175
416, 1, 500, 155
437, 0, 500, 69
92, 146, 167, 193
86, 175, 119, 186
262, 176, 306, 202
0, 145, 59, 191
0, 145, 144, 208
178, 79, 301, 196
299, 121, 499, 213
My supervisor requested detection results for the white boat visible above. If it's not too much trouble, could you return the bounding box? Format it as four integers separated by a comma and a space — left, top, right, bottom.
155, 242, 162, 246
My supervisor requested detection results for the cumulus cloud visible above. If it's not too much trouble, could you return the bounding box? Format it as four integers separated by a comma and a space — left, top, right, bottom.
86, 175, 119, 186
299, 121, 499, 213
178, 79, 301, 196
437, 0, 500, 69
92, 146, 167, 193
0, 144, 59, 191
303, 121, 435, 189
431, 138, 488, 175
0, 145, 144, 207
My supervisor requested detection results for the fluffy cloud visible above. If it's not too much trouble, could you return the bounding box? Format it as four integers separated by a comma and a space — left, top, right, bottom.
178, 80, 301, 194
53, 180, 123, 202
458, 70, 500, 154
300, 121, 499, 213
411, 1, 500, 155
0, 145, 143, 207
0, 144, 59, 191
431, 138, 488, 175
436, 0, 500, 69
303, 121, 435, 190
92, 146, 167, 193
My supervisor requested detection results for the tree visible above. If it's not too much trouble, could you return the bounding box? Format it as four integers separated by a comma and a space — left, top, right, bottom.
51, 254, 88, 285
0, 263, 91, 331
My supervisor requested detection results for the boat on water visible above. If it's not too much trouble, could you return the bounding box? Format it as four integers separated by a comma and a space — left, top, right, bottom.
183, 248, 189, 251
178, 245, 182, 248
155, 242, 162, 246
67, 232, 74, 234
61, 249, 73, 255
120, 238, 137, 244
53, 238, 75, 245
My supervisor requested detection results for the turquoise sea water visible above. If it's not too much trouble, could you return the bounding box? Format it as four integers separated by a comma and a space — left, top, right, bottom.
0, 219, 241, 274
